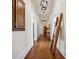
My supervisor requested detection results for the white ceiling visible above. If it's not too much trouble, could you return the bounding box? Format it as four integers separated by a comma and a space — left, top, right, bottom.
31, 0, 55, 14
30, 0, 55, 22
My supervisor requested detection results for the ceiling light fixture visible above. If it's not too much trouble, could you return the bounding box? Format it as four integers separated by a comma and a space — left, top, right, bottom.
40, 0, 48, 10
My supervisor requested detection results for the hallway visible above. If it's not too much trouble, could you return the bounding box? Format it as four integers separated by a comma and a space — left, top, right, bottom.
12, 0, 66, 59
24, 35, 65, 59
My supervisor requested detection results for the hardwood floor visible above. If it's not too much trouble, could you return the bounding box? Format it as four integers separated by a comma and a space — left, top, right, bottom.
24, 35, 65, 59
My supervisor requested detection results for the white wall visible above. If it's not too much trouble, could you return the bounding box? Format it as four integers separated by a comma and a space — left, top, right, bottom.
50, 0, 66, 57
12, 0, 37, 59
38, 20, 44, 36
31, 11, 38, 41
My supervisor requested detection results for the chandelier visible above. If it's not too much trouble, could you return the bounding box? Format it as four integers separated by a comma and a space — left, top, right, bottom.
40, 0, 48, 10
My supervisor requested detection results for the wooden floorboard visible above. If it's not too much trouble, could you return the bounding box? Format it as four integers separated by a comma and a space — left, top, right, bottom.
24, 35, 65, 59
